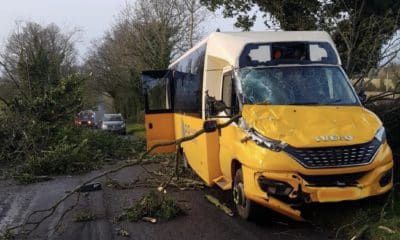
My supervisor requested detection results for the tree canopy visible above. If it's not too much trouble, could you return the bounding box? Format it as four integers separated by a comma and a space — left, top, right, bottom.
202, 0, 400, 76
85, 0, 208, 121
0, 22, 83, 123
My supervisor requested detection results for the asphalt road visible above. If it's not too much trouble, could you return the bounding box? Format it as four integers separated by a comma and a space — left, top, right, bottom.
0, 164, 334, 240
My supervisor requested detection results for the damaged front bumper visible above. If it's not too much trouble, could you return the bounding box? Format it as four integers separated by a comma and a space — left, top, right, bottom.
241, 160, 393, 221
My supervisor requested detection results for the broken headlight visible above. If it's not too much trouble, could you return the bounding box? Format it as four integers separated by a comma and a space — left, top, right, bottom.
258, 176, 293, 196
374, 126, 386, 143
247, 129, 287, 152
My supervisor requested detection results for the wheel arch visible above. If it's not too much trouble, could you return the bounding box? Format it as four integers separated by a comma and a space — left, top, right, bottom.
231, 159, 242, 186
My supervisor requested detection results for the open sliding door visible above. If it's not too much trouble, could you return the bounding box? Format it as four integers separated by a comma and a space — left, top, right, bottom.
142, 70, 176, 153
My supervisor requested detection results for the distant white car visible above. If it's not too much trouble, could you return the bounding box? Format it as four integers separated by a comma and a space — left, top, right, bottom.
100, 113, 126, 135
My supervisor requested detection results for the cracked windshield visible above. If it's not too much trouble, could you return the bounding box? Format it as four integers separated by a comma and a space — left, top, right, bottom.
237, 66, 359, 105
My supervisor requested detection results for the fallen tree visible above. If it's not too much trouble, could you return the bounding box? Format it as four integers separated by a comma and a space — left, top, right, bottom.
0, 115, 240, 238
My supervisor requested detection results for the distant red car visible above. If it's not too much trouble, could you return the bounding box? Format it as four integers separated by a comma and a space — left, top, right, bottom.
74, 110, 97, 128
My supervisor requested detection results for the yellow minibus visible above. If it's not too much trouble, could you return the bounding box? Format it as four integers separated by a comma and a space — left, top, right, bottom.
142, 31, 393, 221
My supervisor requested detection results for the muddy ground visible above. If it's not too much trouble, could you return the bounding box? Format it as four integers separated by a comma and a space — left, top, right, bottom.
0, 163, 337, 240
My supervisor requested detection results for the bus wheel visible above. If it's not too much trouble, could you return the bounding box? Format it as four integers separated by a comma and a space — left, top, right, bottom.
233, 168, 256, 220
392, 155, 399, 183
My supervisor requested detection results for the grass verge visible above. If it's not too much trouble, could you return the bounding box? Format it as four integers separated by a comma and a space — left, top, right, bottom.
126, 123, 145, 139
308, 187, 400, 239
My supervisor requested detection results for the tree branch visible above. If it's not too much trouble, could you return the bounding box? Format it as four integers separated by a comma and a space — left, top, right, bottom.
0, 95, 10, 107
2, 114, 241, 237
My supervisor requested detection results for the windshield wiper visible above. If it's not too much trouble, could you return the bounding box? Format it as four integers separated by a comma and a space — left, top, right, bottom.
256, 101, 270, 105
325, 98, 342, 104
287, 102, 320, 105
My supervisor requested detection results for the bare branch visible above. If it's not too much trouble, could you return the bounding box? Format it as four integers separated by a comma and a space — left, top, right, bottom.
0, 95, 9, 107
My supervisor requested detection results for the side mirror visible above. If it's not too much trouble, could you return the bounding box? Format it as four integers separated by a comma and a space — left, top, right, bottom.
213, 100, 228, 113
205, 91, 229, 118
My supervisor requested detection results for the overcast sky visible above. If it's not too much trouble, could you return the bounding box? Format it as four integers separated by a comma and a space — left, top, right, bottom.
0, 0, 267, 60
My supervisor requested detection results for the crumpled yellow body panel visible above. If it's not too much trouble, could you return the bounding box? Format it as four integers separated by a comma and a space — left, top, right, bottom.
216, 104, 393, 221
241, 105, 381, 148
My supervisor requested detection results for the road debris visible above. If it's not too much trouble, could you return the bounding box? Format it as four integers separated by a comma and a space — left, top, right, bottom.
74, 211, 96, 222
118, 191, 184, 222
116, 228, 130, 237
350, 224, 369, 240
78, 182, 102, 192
204, 194, 234, 217
2, 115, 238, 237
378, 225, 396, 234
106, 178, 139, 190
142, 217, 157, 223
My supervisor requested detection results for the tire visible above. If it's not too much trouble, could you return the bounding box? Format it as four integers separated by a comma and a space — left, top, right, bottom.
393, 157, 399, 183
233, 168, 256, 220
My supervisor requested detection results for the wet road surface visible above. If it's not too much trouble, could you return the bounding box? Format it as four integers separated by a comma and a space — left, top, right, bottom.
0, 165, 334, 240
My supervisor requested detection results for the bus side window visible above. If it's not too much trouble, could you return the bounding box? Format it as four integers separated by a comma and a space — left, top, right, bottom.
222, 73, 233, 115
142, 70, 172, 113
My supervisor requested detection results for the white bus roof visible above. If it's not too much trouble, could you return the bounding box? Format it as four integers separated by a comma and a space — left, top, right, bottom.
170, 31, 341, 67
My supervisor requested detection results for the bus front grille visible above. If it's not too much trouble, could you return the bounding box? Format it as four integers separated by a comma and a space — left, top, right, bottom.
284, 139, 381, 168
